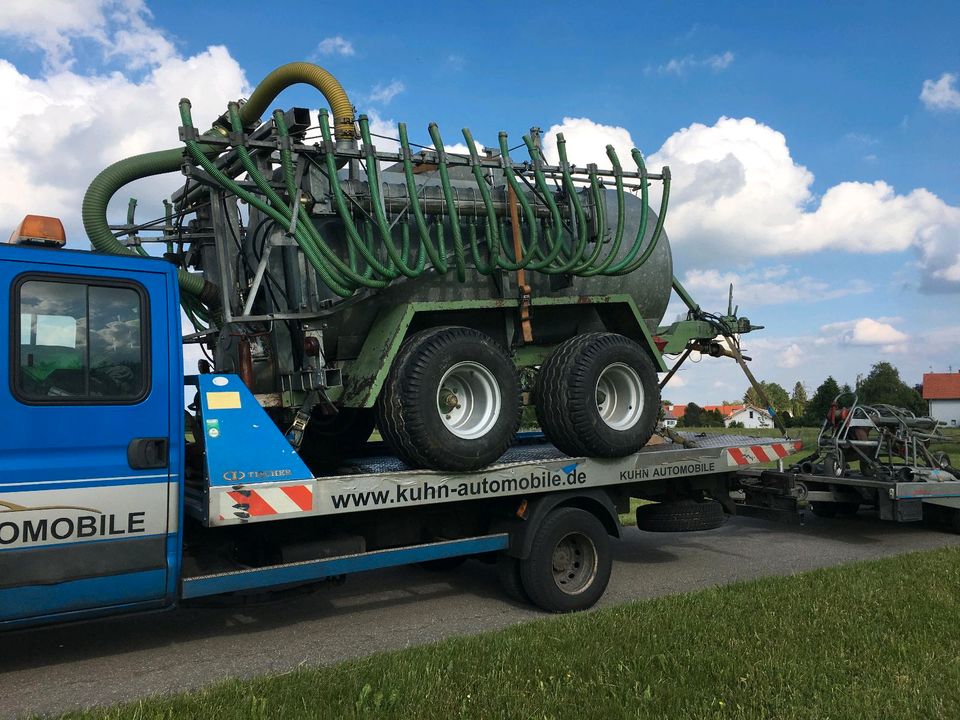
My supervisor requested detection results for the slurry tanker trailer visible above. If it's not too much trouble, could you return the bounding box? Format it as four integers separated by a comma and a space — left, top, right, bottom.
10, 59, 928, 631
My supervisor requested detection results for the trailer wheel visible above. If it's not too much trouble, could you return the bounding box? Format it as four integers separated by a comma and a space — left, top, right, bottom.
933, 452, 952, 471
634, 498, 725, 532
824, 452, 847, 478
535, 333, 659, 458
496, 554, 529, 603
376, 327, 521, 471
519, 507, 611, 612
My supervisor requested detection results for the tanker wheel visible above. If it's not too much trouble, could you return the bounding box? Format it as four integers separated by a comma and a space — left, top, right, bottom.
535, 333, 659, 457
376, 326, 521, 471
299, 407, 376, 468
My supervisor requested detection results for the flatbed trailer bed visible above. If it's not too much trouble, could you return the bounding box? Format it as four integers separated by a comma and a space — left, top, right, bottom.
192, 433, 803, 527
178, 374, 805, 602
737, 467, 960, 528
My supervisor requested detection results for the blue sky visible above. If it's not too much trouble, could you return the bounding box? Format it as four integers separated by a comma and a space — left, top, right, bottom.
0, 0, 957, 405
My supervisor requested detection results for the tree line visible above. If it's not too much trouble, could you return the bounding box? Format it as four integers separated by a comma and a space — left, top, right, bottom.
672, 362, 926, 428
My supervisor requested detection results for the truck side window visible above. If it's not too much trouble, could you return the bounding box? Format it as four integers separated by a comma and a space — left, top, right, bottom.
14, 277, 148, 403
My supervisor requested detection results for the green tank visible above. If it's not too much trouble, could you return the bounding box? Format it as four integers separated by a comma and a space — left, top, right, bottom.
83, 63, 687, 472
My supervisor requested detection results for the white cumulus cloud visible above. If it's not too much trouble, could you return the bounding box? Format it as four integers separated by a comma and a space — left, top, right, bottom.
541, 117, 635, 170
313, 36, 354, 57
920, 72, 960, 111
818, 318, 909, 352
777, 343, 805, 369
0, 0, 174, 71
649, 51, 735, 76
536, 114, 960, 291
367, 80, 405, 105
0, 7, 249, 245
682, 266, 872, 307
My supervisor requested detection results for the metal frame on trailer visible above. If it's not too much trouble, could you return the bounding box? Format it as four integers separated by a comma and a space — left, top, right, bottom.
186, 372, 802, 528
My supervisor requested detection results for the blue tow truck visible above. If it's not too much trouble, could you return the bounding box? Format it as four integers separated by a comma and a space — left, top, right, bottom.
0, 221, 810, 630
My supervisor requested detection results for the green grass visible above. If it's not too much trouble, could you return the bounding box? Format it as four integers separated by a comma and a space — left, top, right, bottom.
932, 427, 960, 461
618, 497, 650, 526
58, 547, 960, 720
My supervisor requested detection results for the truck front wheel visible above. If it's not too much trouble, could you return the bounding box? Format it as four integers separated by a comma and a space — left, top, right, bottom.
520, 507, 612, 612
376, 326, 521, 471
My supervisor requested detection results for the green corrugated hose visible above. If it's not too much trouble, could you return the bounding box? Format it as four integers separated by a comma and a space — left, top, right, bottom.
82, 61, 356, 299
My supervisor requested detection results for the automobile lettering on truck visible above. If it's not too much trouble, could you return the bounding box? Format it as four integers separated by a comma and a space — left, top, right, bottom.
321, 463, 588, 512
0, 483, 170, 549
619, 459, 719, 481
0, 502, 146, 546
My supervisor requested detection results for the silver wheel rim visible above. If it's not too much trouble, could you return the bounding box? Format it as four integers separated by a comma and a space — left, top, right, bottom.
437, 361, 502, 440
596, 362, 644, 431
551, 532, 597, 595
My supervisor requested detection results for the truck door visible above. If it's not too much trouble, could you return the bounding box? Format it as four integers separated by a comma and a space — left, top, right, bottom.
0, 253, 179, 627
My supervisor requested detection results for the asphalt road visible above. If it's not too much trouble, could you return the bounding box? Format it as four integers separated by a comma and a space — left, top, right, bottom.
4, 512, 960, 719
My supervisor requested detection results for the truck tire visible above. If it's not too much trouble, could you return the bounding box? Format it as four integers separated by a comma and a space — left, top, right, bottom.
496, 554, 529, 603
519, 507, 612, 612
535, 333, 659, 458
635, 499, 725, 532
376, 327, 521, 471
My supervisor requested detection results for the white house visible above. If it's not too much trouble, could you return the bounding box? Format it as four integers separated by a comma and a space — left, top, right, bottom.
661, 406, 680, 428
724, 404, 773, 429
923, 373, 960, 427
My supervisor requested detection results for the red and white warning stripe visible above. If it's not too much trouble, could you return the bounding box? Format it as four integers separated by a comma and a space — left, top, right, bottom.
221, 484, 314, 520
726, 441, 803, 467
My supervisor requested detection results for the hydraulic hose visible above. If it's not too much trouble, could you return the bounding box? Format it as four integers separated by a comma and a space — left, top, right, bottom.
179, 100, 355, 297
357, 115, 421, 277
240, 62, 354, 140
497, 133, 541, 269
461, 128, 500, 273
554, 134, 590, 269
578, 146, 627, 276
398, 123, 447, 273
609, 155, 671, 275
82, 146, 215, 300
427, 123, 467, 281
83, 61, 356, 299
229, 104, 363, 292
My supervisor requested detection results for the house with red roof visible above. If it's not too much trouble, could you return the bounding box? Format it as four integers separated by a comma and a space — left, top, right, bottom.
661, 405, 681, 428
922, 372, 960, 427
662, 402, 773, 429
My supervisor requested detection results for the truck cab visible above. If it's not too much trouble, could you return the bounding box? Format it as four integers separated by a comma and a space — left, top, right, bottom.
0, 238, 184, 628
